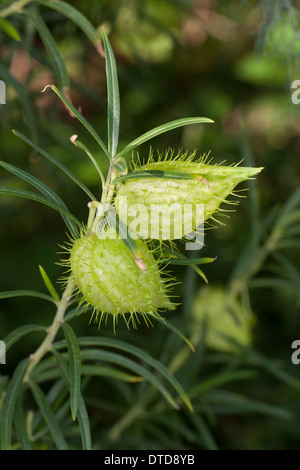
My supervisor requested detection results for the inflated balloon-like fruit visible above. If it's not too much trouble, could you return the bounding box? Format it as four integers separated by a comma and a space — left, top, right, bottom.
192, 287, 255, 353
115, 152, 263, 240
69, 228, 175, 328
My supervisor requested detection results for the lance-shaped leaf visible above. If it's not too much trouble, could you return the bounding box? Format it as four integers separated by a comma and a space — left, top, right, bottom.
113, 169, 213, 186
0, 290, 55, 304
48, 85, 109, 159
102, 29, 120, 158
0, 160, 78, 237
81, 349, 180, 411
0, 186, 82, 229
116, 117, 214, 159
0, 17, 20, 41
13, 130, 96, 201
161, 246, 216, 266
29, 380, 68, 450
0, 359, 29, 450
26, 9, 69, 91
37, 0, 101, 48
39, 266, 60, 302
160, 248, 216, 284
52, 351, 91, 450
2, 324, 47, 353
61, 323, 82, 421
14, 400, 33, 450
55, 337, 193, 412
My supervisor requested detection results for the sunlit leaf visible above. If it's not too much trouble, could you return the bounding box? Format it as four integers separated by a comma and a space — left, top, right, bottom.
39, 266, 60, 302
0, 17, 20, 41
102, 30, 120, 158
116, 117, 214, 159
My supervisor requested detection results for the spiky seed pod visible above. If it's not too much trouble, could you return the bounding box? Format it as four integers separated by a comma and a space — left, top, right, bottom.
114, 152, 263, 240
192, 287, 255, 353
69, 228, 176, 327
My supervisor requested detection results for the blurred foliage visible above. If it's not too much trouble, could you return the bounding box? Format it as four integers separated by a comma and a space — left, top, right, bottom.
1, 0, 300, 450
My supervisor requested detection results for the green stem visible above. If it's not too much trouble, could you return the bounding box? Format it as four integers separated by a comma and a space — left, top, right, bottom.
0, 0, 32, 18
101, 159, 117, 205
23, 277, 75, 382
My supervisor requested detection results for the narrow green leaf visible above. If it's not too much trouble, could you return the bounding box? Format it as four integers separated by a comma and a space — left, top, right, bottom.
26, 9, 69, 90
161, 247, 216, 266
160, 248, 215, 283
61, 323, 81, 421
81, 364, 143, 383
190, 264, 208, 284
3, 324, 47, 353
190, 370, 258, 397
31, 378, 67, 432
14, 401, 33, 450
116, 117, 214, 159
102, 30, 120, 157
53, 352, 91, 450
29, 380, 68, 450
0, 359, 29, 450
204, 390, 293, 420
12, 129, 96, 201
70, 135, 105, 187
152, 316, 195, 353
0, 185, 83, 229
36, 0, 101, 46
0, 17, 20, 41
0, 289, 55, 304
38, 266, 60, 302
81, 349, 179, 411
49, 85, 109, 158
114, 169, 211, 184
0, 160, 78, 238
113, 157, 128, 175
55, 337, 193, 411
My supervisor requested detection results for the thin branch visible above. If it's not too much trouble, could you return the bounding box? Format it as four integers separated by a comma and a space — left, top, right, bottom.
23, 277, 75, 382
0, 0, 33, 18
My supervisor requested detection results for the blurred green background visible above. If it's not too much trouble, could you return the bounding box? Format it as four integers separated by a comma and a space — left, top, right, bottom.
1, 0, 300, 450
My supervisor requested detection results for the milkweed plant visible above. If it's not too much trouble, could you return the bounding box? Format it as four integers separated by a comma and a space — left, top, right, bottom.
0, 19, 265, 450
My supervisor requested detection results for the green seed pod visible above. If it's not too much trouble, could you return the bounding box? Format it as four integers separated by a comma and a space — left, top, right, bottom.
114, 152, 263, 240
69, 228, 176, 328
192, 287, 255, 353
